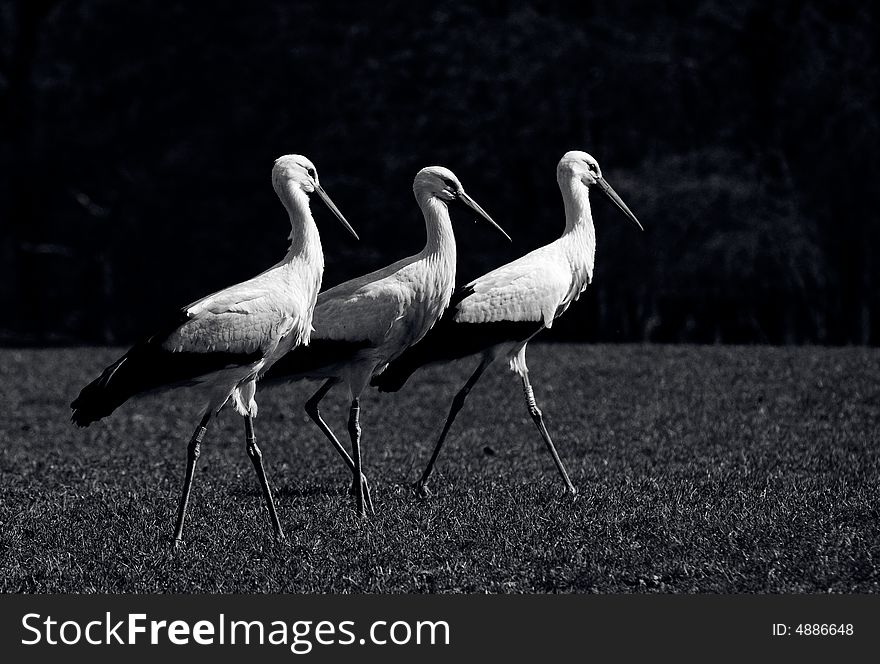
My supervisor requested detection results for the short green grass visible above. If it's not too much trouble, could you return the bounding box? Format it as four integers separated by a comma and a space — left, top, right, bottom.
1, 345, 878, 593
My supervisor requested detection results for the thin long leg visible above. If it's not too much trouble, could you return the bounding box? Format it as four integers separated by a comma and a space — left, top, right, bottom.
173, 412, 212, 547
347, 398, 367, 517
305, 379, 374, 514
521, 371, 577, 495
244, 415, 285, 540
416, 357, 491, 498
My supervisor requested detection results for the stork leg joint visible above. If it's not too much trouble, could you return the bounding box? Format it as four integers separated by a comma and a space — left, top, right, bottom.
304, 394, 321, 421
246, 434, 262, 462
243, 416, 285, 541
188, 440, 201, 462
189, 425, 207, 461
173, 419, 211, 548
451, 388, 470, 414
521, 376, 577, 496
348, 406, 361, 440
415, 358, 491, 499
523, 383, 543, 420
348, 401, 367, 518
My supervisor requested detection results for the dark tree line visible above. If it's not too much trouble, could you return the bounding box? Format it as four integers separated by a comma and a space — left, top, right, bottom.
0, 0, 877, 345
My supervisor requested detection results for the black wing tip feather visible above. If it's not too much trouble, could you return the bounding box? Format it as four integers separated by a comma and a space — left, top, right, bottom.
372, 317, 543, 393
69, 338, 263, 428
67, 307, 225, 429
68, 309, 189, 429
70, 408, 95, 428
448, 283, 476, 312
370, 328, 451, 393
371, 292, 476, 393
370, 364, 411, 393
70, 401, 106, 428
69, 354, 129, 427
262, 338, 373, 382
70, 386, 93, 425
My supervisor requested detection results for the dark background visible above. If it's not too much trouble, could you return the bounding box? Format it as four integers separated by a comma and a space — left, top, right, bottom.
1, 0, 876, 346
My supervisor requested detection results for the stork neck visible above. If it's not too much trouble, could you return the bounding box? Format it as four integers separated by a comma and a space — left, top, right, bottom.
418, 195, 457, 260
558, 176, 597, 282
559, 177, 595, 235
280, 184, 324, 267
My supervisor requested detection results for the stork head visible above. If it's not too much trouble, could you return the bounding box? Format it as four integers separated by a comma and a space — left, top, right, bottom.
414, 166, 511, 242
272, 154, 359, 240
558, 151, 643, 231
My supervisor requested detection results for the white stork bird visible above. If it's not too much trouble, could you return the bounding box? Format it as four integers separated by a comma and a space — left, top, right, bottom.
261, 166, 510, 517
372, 151, 642, 497
70, 154, 358, 546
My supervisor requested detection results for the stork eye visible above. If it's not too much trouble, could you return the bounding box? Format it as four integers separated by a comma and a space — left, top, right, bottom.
440, 176, 458, 194
307, 167, 317, 179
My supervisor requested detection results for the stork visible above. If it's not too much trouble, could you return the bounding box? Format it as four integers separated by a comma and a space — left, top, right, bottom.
261, 166, 510, 517
70, 154, 357, 546
372, 151, 642, 497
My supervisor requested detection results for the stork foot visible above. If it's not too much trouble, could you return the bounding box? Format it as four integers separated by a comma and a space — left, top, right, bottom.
347, 474, 375, 515
412, 481, 431, 500
346, 476, 359, 497
348, 494, 369, 519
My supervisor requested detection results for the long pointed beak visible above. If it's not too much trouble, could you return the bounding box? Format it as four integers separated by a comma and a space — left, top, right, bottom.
597, 177, 643, 231
458, 191, 512, 242
315, 184, 359, 240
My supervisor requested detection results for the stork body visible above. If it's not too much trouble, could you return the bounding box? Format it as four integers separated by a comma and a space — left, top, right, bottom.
372, 151, 642, 497
262, 167, 509, 516
70, 155, 357, 545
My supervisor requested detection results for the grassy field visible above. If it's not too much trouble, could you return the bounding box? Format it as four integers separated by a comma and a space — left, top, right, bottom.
0, 344, 878, 593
